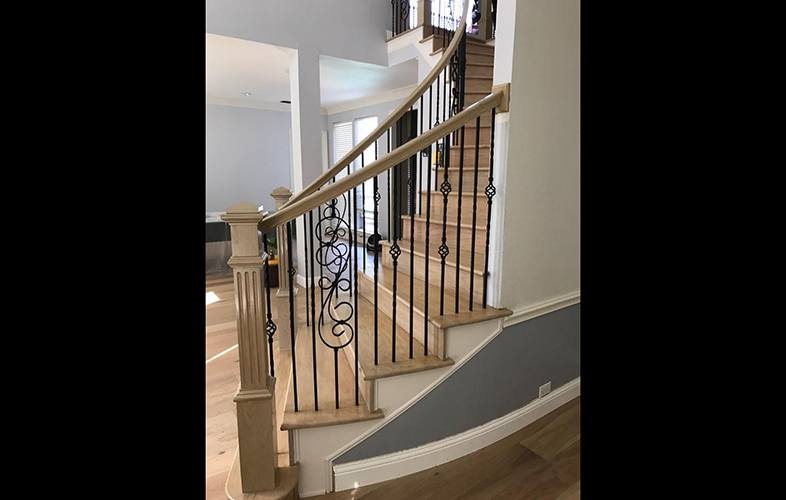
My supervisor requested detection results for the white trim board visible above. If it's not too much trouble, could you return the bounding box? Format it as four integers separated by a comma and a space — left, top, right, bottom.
324, 293, 580, 490
333, 377, 580, 491
323, 84, 418, 116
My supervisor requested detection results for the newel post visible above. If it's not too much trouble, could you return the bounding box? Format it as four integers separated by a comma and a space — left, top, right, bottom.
271, 187, 298, 299
418, 0, 432, 29
221, 202, 277, 493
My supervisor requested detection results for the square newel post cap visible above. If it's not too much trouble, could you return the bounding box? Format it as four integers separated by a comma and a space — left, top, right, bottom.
270, 186, 293, 209
221, 202, 265, 262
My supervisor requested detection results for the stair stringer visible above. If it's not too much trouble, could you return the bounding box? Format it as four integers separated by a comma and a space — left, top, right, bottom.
287, 316, 505, 497
329, 319, 504, 492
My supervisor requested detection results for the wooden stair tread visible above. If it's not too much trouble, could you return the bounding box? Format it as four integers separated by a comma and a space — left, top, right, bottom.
408, 214, 488, 231
354, 292, 454, 379
281, 291, 384, 430
381, 238, 485, 276
360, 258, 511, 330
419, 34, 494, 47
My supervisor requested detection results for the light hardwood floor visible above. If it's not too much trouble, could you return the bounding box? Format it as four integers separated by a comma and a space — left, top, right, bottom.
206, 273, 293, 500
315, 397, 580, 500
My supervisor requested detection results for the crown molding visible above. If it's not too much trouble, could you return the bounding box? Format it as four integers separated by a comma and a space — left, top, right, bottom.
206, 95, 291, 112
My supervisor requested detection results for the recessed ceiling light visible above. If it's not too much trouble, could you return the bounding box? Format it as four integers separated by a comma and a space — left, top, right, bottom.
241, 91, 252, 96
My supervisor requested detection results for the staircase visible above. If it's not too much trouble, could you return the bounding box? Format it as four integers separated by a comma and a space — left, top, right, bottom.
221, 1, 513, 497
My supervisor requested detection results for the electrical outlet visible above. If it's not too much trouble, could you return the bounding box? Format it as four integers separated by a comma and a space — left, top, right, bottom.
538, 382, 552, 398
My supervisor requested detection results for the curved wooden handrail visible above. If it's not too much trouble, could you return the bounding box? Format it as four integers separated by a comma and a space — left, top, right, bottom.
260, 88, 503, 233
282, 0, 471, 210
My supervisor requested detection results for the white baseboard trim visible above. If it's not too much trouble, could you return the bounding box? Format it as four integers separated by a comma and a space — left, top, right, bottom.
333, 377, 580, 491
503, 291, 581, 328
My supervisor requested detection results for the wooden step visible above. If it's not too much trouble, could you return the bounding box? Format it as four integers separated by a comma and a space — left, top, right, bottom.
402, 215, 489, 254
358, 262, 512, 358
381, 234, 486, 267
380, 238, 486, 304
430, 47, 495, 66
465, 76, 493, 93
281, 300, 384, 430
429, 165, 491, 187
352, 292, 454, 381
447, 143, 491, 167
418, 190, 490, 221
466, 63, 493, 78
421, 33, 495, 55
464, 91, 489, 106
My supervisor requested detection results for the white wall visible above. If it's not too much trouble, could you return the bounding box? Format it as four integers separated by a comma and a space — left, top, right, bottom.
205, 0, 390, 66
494, 0, 580, 311
205, 103, 293, 212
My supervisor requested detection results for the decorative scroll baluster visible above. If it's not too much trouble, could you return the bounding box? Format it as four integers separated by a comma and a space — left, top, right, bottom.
315, 197, 354, 409
469, 116, 481, 310
308, 210, 318, 410
318, 204, 325, 325
286, 220, 298, 411
262, 234, 276, 376
483, 107, 497, 308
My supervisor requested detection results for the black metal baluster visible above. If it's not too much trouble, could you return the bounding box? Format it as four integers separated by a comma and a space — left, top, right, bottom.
418, 95, 424, 213
439, 133, 451, 316
286, 221, 298, 411
318, 203, 325, 325
373, 172, 380, 365
409, 137, 416, 359
469, 116, 481, 310
347, 164, 352, 299
262, 234, 276, 377
387, 128, 392, 243
483, 108, 497, 308
454, 123, 465, 312
390, 121, 401, 364
361, 152, 367, 273
424, 86, 433, 355
308, 210, 318, 410
353, 183, 359, 405
304, 215, 310, 326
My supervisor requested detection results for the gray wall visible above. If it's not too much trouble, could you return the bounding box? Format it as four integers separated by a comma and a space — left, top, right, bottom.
335, 304, 580, 463
206, 104, 293, 213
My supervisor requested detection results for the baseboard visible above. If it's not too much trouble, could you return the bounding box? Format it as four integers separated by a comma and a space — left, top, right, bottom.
333, 377, 580, 491
503, 291, 580, 327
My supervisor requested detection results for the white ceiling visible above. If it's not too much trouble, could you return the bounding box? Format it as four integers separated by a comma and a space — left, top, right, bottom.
206, 33, 418, 111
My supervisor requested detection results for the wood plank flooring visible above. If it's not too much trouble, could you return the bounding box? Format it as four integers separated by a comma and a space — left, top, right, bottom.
316, 397, 580, 500
205, 273, 293, 500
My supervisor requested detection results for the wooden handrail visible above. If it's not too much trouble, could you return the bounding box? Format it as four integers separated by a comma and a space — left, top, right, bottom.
260, 87, 504, 233
281, 0, 471, 210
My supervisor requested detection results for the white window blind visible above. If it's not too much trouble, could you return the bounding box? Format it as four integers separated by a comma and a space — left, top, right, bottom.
333, 122, 353, 179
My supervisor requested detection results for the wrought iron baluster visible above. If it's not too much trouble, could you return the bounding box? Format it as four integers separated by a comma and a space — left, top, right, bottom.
361, 152, 367, 273
262, 234, 276, 377
455, 123, 465, 312
315, 197, 354, 409
286, 220, 298, 411
483, 108, 497, 308
469, 116, 481, 310
424, 85, 433, 355
439, 132, 451, 316
304, 215, 310, 326
308, 210, 318, 410
409, 139, 416, 359
373, 172, 380, 365
353, 182, 359, 405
